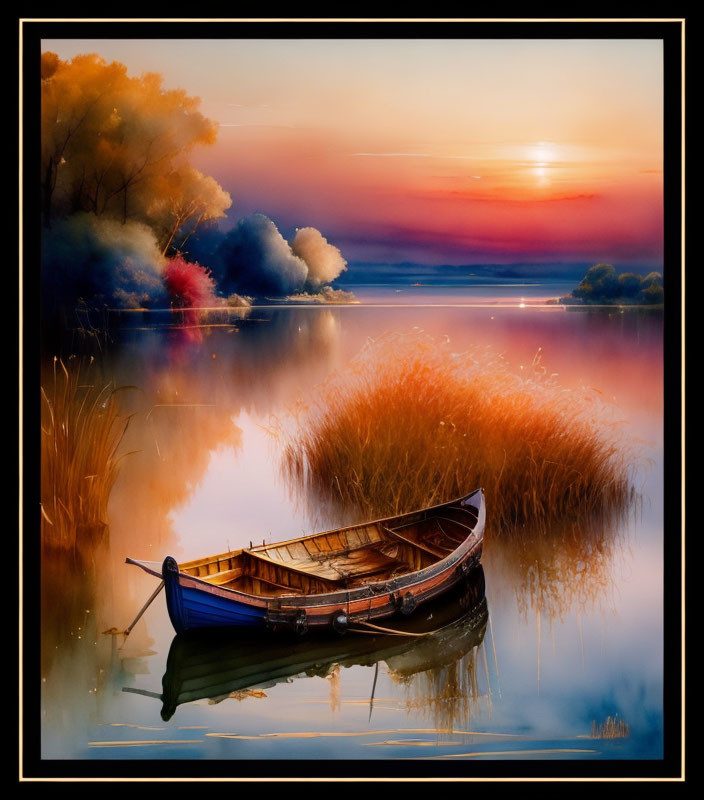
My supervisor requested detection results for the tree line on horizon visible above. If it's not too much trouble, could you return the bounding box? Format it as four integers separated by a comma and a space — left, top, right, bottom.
563, 263, 663, 305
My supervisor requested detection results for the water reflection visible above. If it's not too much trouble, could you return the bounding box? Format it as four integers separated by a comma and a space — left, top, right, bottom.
387, 593, 494, 732
484, 509, 634, 622
37, 297, 664, 760
134, 568, 488, 723
105, 308, 342, 603
41, 309, 344, 754
113, 308, 342, 413
41, 607, 158, 758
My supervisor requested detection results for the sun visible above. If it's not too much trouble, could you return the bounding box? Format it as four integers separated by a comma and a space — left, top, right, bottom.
528, 141, 557, 186
532, 141, 557, 162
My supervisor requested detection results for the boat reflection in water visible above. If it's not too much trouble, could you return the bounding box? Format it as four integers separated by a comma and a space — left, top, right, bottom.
146, 566, 487, 721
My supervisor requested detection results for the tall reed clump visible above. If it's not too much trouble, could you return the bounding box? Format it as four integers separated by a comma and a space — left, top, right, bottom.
40, 356, 131, 562
283, 332, 635, 536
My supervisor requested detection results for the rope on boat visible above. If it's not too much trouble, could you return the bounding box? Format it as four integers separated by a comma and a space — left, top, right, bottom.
346, 627, 411, 637
346, 619, 440, 638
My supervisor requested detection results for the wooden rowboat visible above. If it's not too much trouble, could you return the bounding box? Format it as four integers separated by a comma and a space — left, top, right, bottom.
126, 488, 485, 635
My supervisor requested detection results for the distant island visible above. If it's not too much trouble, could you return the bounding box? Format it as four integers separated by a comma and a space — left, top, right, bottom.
556, 263, 663, 306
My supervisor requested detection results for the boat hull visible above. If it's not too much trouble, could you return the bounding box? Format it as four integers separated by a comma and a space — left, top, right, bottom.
136, 489, 486, 635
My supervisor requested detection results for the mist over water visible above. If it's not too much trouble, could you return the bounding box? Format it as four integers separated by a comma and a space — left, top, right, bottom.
39, 284, 664, 763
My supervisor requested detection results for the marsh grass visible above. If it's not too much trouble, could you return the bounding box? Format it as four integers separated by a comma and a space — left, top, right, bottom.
40, 356, 135, 671
283, 332, 636, 537
40, 356, 133, 562
42, 303, 116, 360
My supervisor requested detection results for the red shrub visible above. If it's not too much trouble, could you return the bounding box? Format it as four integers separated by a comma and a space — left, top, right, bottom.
163, 257, 218, 308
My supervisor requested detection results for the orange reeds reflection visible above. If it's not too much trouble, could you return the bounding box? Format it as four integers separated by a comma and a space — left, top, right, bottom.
386, 602, 490, 731
390, 648, 488, 733
109, 400, 243, 556
590, 715, 630, 739
484, 507, 633, 622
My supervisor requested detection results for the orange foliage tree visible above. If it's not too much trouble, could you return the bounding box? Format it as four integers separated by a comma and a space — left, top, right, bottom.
40, 51, 231, 250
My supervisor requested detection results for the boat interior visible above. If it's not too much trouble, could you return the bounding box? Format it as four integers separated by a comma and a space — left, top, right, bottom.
178, 503, 480, 597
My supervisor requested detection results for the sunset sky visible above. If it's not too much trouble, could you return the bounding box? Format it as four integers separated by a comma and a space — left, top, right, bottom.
42, 37, 664, 268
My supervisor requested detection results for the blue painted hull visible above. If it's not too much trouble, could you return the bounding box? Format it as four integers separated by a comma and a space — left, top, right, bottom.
163, 557, 266, 634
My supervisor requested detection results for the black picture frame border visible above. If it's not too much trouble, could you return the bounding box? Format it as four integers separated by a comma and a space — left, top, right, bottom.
19, 16, 686, 782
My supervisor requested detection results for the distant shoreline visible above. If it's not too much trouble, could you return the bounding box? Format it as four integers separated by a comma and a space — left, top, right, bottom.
554, 297, 665, 308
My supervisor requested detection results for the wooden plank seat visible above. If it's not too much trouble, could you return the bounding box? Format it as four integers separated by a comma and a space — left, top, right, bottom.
230, 574, 305, 596
383, 524, 447, 558
388, 514, 470, 556
246, 538, 412, 588
250, 553, 351, 583
203, 567, 244, 586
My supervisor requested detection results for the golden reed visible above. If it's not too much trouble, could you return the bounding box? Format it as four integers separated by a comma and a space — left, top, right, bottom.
284, 332, 635, 537
40, 356, 131, 560
40, 356, 134, 671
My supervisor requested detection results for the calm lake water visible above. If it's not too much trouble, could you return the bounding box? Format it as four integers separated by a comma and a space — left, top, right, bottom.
39, 283, 665, 768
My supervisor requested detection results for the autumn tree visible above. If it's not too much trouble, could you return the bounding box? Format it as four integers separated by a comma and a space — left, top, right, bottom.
41, 52, 231, 244
41, 52, 128, 226
147, 166, 232, 256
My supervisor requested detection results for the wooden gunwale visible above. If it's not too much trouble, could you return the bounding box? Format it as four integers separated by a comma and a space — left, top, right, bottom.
177, 525, 481, 610
177, 493, 480, 576
244, 490, 480, 554
390, 505, 477, 530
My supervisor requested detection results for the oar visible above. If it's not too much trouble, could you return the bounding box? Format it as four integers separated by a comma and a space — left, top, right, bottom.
102, 580, 165, 636
368, 661, 379, 723
121, 687, 162, 699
